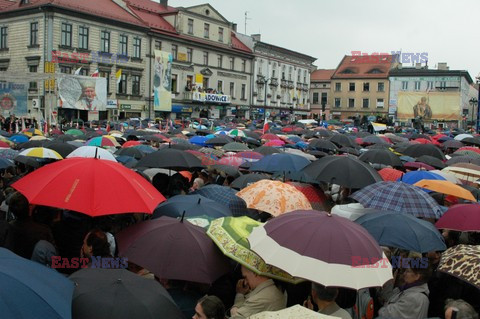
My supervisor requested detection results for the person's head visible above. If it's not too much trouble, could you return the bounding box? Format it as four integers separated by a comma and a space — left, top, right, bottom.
421, 97, 427, 103
444, 299, 479, 319
240, 265, 268, 290
82, 82, 96, 101
192, 178, 204, 190
193, 295, 225, 319
82, 229, 111, 258
311, 283, 338, 303
402, 265, 431, 285
8, 191, 30, 220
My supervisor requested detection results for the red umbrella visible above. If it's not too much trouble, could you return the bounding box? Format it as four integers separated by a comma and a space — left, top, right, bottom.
234, 151, 264, 161
286, 182, 330, 211
404, 162, 435, 171
12, 158, 165, 217
378, 168, 404, 181
218, 156, 244, 167
0, 141, 10, 148
457, 146, 480, 154
415, 138, 433, 144
435, 204, 480, 232
122, 141, 142, 148
265, 140, 285, 146
261, 133, 280, 140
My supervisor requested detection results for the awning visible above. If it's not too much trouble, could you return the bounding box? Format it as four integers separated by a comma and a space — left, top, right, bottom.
172, 105, 193, 113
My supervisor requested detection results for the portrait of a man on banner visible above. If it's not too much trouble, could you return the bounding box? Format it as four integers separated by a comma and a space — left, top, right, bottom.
153, 50, 173, 112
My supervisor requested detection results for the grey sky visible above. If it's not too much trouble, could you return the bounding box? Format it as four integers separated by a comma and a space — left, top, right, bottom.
169, 0, 479, 81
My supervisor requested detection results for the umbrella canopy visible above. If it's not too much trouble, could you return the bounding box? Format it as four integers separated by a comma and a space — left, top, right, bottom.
43, 141, 77, 158
435, 204, 480, 232
117, 216, 231, 284
302, 155, 382, 189
66, 146, 117, 162
0, 157, 14, 169
248, 210, 393, 289
286, 182, 330, 211
264, 140, 285, 147
442, 140, 464, 150
135, 148, 203, 170
437, 245, 480, 289
18, 147, 63, 160
454, 149, 480, 159
189, 135, 208, 146
217, 155, 245, 167
12, 158, 165, 217
234, 151, 264, 162
21, 128, 44, 137
0, 148, 19, 160
230, 173, 270, 190
446, 155, 480, 166
236, 180, 312, 216
205, 136, 233, 146
416, 155, 446, 169
308, 139, 338, 152
153, 194, 232, 219
18, 139, 47, 149
414, 179, 476, 201
404, 161, 435, 171
250, 153, 310, 173
115, 147, 145, 160
70, 268, 184, 319
223, 142, 250, 152
228, 129, 247, 138
9, 134, 29, 144
193, 184, 248, 217
454, 134, 474, 141
358, 149, 402, 167
398, 170, 446, 185
87, 136, 120, 148
355, 212, 446, 253
207, 216, 301, 283
330, 134, 357, 148
460, 137, 480, 146
403, 144, 445, 160
65, 129, 84, 136
0, 247, 74, 319
122, 140, 142, 148
378, 168, 404, 182
442, 166, 480, 182
351, 181, 444, 219
254, 146, 282, 156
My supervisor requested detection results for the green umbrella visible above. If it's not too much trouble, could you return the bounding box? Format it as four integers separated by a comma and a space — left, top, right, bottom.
228, 129, 247, 138
207, 216, 302, 284
65, 129, 84, 136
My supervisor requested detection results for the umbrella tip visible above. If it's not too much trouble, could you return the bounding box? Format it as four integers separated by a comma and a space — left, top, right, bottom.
198, 197, 201, 204
327, 212, 332, 217
180, 210, 186, 222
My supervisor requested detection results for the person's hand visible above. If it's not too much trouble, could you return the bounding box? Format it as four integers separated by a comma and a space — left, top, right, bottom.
236, 279, 250, 294
303, 296, 314, 310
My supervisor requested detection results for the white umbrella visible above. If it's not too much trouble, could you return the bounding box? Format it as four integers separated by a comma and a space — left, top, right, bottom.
454, 134, 473, 141
66, 146, 117, 162
430, 170, 461, 184
250, 305, 339, 319
282, 148, 316, 161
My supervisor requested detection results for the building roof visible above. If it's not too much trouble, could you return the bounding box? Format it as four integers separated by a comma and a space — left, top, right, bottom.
311, 69, 335, 81
389, 67, 473, 83
126, 0, 177, 15
231, 32, 252, 53
332, 55, 395, 79
126, 0, 177, 34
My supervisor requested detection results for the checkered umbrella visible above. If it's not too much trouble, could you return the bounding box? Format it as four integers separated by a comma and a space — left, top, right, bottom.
350, 181, 444, 219
378, 168, 404, 182
194, 184, 249, 217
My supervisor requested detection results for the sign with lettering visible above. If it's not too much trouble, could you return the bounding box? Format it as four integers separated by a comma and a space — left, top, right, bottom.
192, 92, 231, 104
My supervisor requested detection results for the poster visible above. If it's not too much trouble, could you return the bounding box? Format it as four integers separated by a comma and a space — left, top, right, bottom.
153, 50, 172, 112
58, 76, 107, 111
397, 92, 461, 121
0, 82, 28, 116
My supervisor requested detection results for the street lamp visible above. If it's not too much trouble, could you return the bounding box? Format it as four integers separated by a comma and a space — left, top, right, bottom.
470, 97, 478, 128
476, 75, 480, 134
263, 77, 269, 121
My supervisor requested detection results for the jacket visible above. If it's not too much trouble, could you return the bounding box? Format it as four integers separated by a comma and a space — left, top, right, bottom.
378, 283, 429, 319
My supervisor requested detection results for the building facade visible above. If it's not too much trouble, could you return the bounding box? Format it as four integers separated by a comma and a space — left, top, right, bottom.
310, 69, 335, 119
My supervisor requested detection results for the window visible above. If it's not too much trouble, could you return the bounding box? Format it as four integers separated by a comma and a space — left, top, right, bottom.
378, 82, 385, 92
202, 77, 209, 90
118, 74, 127, 94
187, 48, 193, 63
30, 22, 38, 46
0, 27, 7, 50
100, 71, 110, 93
321, 93, 327, 104
376, 98, 384, 108
288, 67, 292, 80
303, 70, 307, 83
29, 65, 37, 90
188, 19, 194, 34
415, 81, 421, 90
101, 31, 110, 53
171, 44, 177, 60
348, 98, 355, 108
132, 75, 140, 95
241, 84, 246, 100
61, 23, 72, 47
60, 66, 72, 74
363, 82, 369, 92
203, 51, 208, 65
312, 92, 319, 104
171, 74, 177, 93
335, 83, 341, 92
362, 98, 369, 108
217, 80, 223, 93
119, 35, 128, 56
218, 27, 223, 42
402, 81, 408, 90
334, 98, 341, 108
154, 40, 161, 50
349, 82, 355, 91
229, 57, 234, 70
186, 75, 193, 90
427, 81, 434, 90
242, 60, 246, 72
217, 54, 222, 68
78, 26, 88, 50
229, 82, 235, 97
133, 38, 141, 59
204, 23, 209, 38
272, 68, 276, 78
297, 71, 301, 82
439, 81, 447, 89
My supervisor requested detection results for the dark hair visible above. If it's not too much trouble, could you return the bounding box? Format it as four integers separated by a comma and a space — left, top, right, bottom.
311, 283, 338, 302
8, 191, 29, 220
410, 265, 432, 283
85, 229, 111, 257
197, 295, 225, 319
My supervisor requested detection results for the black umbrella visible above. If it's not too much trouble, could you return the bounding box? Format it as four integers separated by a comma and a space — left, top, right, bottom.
392, 141, 412, 153
165, 143, 201, 151
70, 268, 184, 319
254, 146, 282, 155
54, 134, 77, 142
302, 155, 382, 189
442, 140, 464, 149
230, 173, 269, 190
115, 147, 145, 160
356, 132, 372, 138
307, 150, 329, 158
0, 157, 14, 169
196, 129, 212, 136
205, 136, 233, 146
446, 156, 480, 166
358, 149, 402, 167
222, 142, 250, 152
308, 139, 338, 152
403, 144, 445, 160
366, 144, 391, 150
314, 129, 332, 138
330, 134, 357, 148
18, 140, 47, 149
135, 148, 203, 170
338, 147, 360, 156
43, 141, 78, 158
362, 135, 389, 145
416, 155, 446, 169
14, 155, 41, 168
210, 164, 241, 178
461, 137, 480, 146
153, 194, 232, 219
244, 131, 261, 140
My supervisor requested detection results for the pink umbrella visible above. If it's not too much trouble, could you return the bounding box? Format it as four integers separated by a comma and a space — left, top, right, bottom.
218, 156, 245, 167
122, 141, 142, 148
457, 146, 480, 154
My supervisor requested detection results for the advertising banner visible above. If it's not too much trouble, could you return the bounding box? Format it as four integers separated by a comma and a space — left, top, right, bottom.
153, 50, 172, 112
397, 92, 461, 121
58, 76, 107, 111
0, 82, 28, 116
192, 92, 231, 104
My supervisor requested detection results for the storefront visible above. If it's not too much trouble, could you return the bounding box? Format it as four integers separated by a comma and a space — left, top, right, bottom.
170, 104, 193, 120
119, 102, 143, 120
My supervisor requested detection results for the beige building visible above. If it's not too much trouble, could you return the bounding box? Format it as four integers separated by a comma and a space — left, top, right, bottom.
310, 69, 335, 120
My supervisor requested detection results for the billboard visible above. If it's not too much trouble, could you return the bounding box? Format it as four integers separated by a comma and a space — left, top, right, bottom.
0, 82, 28, 116
58, 76, 107, 111
153, 50, 172, 112
397, 92, 461, 121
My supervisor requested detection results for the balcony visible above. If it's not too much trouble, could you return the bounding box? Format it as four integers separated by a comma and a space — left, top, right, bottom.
256, 75, 266, 84
280, 79, 288, 88
287, 80, 294, 89
269, 77, 278, 86
184, 91, 231, 104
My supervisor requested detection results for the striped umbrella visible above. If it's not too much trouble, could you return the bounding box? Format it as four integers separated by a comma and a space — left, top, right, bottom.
65, 129, 84, 136
18, 147, 63, 160
87, 136, 120, 147
228, 129, 246, 138
21, 128, 44, 137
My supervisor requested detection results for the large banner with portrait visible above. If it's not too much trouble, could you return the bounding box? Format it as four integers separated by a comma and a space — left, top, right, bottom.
0, 82, 28, 116
397, 92, 461, 121
153, 50, 172, 112
57, 76, 107, 111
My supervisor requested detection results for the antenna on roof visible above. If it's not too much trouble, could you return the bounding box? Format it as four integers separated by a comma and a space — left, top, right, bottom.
244, 11, 251, 34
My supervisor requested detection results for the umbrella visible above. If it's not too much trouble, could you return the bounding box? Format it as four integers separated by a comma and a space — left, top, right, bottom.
250, 153, 310, 173
404, 161, 435, 171
261, 133, 280, 140
66, 146, 117, 162
230, 173, 270, 190
460, 137, 480, 146
12, 158, 165, 217
414, 179, 476, 201
234, 151, 264, 162
308, 139, 338, 152
378, 168, 404, 182
254, 146, 282, 155
22, 128, 44, 137
350, 181, 444, 219
398, 170, 446, 185
0, 148, 18, 160
87, 136, 120, 148
116, 216, 231, 284
442, 166, 480, 182
193, 184, 248, 217
121, 140, 142, 148
248, 210, 393, 290
442, 140, 464, 149
0, 157, 14, 169
205, 136, 233, 146
153, 194, 232, 219
457, 146, 480, 154
189, 135, 208, 146
115, 147, 145, 160
330, 134, 357, 148
70, 268, 184, 319
437, 245, 480, 289
18, 147, 63, 160
446, 156, 480, 166
228, 129, 247, 138
9, 134, 29, 144
0, 247, 74, 319
43, 141, 77, 158
217, 156, 245, 167
454, 134, 473, 141
223, 142, 250, 152
186, 150, 218, 165
435, 204, 480, 231
286, 182, 330, 211
18, 139, 47, 149
264, 140, 285, 147
358, 149, 402, 167
453, 150, 480, 159
355, 212, 446, 253
133, 144, 156, 154
135, 148, 203, 170
302, 155, 382, 189
429, 170, 461, 184
236, 180, 312, 216
210, 164, 240, 177
403, 144, 445, 160
13, 155, 41, 168
65, 129, 84, 136
207, 216, 301, 283
415, 155, 446, 169
250, 305, 327, 319
54, 134, 77, 142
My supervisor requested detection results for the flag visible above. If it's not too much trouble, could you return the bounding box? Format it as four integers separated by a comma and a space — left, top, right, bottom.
43, 121, 48, 135
262, 117, 270, 134
74, 67, 82, 75
91, 69, 99, 77
115, 69, 122, 85
106, 122, 110, 132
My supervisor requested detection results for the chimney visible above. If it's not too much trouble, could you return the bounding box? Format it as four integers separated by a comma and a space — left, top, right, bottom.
438, 63, 449, 70
415, 63, 422, 69
160, 0, 168, 6
232, 23, 237, 32
252, 34, 261, 42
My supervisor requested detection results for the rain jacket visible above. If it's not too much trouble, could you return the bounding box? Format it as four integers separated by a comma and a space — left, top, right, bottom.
378, 282, 429, 319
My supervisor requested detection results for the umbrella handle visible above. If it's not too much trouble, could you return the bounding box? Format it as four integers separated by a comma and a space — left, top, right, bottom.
180, 210, 186, 222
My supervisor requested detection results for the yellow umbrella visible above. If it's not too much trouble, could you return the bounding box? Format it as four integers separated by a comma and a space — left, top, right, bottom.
414, 179, 476, 201
18, 147, 63, 160
22, 128, 44, 137
236, 180, 312, 216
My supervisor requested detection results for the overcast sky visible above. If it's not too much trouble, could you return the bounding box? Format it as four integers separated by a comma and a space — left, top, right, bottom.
169, 0, 479, 81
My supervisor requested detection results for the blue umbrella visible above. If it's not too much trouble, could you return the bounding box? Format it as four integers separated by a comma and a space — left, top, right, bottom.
355, 212, 447, 253
398, 171, 446, 186
9, 134, 29, 144
295, 141, 308, 149
0, 247, 74, 318
153, 194, 232, 219
399, 155, 416, 162
115, 155, 138, 168
189, 136, 208, 146
193, 184, 249, 217
250, 153, 310, 173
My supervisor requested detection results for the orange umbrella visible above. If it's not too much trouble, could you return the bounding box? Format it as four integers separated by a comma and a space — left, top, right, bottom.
236, 180, 312, 216
413, 179, 476, 201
